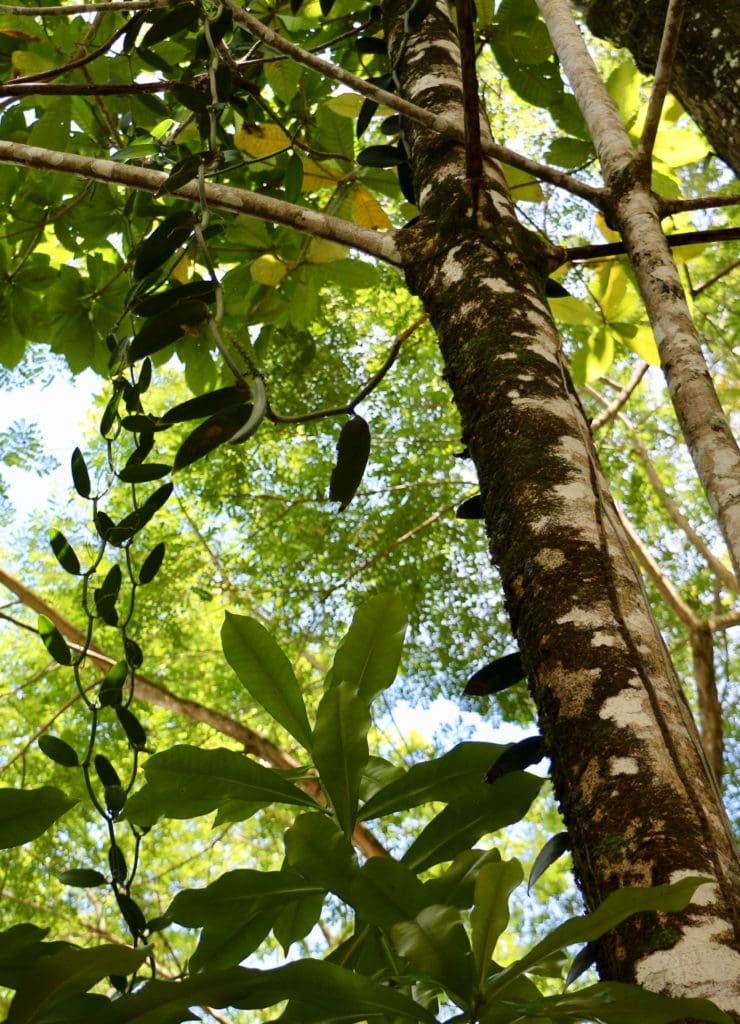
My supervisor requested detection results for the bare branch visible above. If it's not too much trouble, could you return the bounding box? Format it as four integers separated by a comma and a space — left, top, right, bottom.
0, 80, 176, 96
659, 193, 740, 215
4, 19, 134, 87
0, 0, 168, 12
0, 565, 389, 859
707, 608, 740, 632
268, 314, 427, 424
0, 139, 402, 265
565, 226, 740, 263
221, 0, 605, 206
636, 0, 688, 171
691, 257, 740, 297
589, 363, 648, 431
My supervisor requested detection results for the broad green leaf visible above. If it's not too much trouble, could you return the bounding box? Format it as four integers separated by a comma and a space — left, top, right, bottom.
57, 868, 107, 888
391, 905, 474, 1004
606, 61, 642, 128
6, 943, 149, 1024
284, 812, 357, 893
471, 859, 524, 986
135, 745, 318, 819
265, 59, 302, 104
615, 322, 660, 365
516, 980, 732, 1024
572, 327, 615, 384
424, 848, 502, 909
486, 876, 714, 999
306, 238, 349, 263
251, 253, 289, 285
502, 164, 544, 202
403, 772, 543, 872
311, 681, 371, 836
90, 960, 437, 1024
359, 742, 507, 821
547, 294, 600, 326
652, 127, 711, 168
273, 890, 326, 953
528, 831, 570, 891
221, 612, 312, 749
168, 869, 323, 927
0, 787, 77, 849
345, 857, 430, 929
326, 592, 408, 702
190, 912, 275, 973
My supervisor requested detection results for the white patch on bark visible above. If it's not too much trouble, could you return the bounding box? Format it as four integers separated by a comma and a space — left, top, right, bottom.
591, 631, 618, 647
480, 277, 516, 294
599, 688, 654, 740
438, 245, 466, 285
411, 71, 462, 95
609, 756, 639, 775
534, 548, 566, 569
636, 915, 740, 1011
545, 665, 601, 718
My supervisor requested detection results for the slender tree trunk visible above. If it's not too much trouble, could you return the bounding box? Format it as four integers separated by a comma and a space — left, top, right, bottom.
572, 0, 740, 174
383, 0, 740, 1010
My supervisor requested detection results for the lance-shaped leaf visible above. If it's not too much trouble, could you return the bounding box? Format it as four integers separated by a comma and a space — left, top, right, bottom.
134, 745, 318, 820
133, 209, 194, 280
221, 612, 312, 750
116, 706, 147, 751
49, 530, 81, 575
273, 890, 325, 953
190, 912, 276, 973
139, 541, 165, 585
528, 831, 570, 892
324, 592, 408, 702
485, 735, 546, 782
0, 786, 77, 849
465, 651, 526, 696
564, 942, 597, 988
94, 563, 122, 626
359, 741, 508, 821
402, 772, 543, 873
311, 681, 371, 837
423, 848, 503, 909
88, 959, 437, 1024
163, 384, 249, 424
485, 875, 716, 999
6, 944, 150, 1024
357, 144, 406, 167
57, 868, 107, 888
284, 812, 357, 894
456, 494, 484, 519
131, 279, 216, 317
391, 905, 474, 1005
70, 447, 91, 498
471, 859, 524, 987
329, 415, 370, 511
38, 735, 78, 768
168, 869, 324, 928
37, 614, 72, 666
117, 462, 171, 483
128, 299, 210, 362
173, 404, 255, 472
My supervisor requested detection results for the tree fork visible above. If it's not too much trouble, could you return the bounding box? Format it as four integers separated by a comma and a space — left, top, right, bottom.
383, 0, 740, 1010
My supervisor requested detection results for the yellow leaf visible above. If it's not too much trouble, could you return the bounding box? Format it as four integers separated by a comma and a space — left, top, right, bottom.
623, 324, 660, 365
652, 127, 710, 168
595, 212, 620, 243
325, 94, 364, 119
234, 124, 290, 159
11, 49, 53, 76
502, 164, 544, 202
171, 253, 191, 284
300, 158, 344, 191
306, 238, 348, 263
351, 185, 393, 229
250, 254, 288, 285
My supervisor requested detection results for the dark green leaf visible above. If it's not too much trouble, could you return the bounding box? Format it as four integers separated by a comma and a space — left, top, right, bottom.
94, 510, 115, 544
117, 462, 171, 483
94, 564, 122, 626
423, 848, 502, 909
329, 415, 371, 511
357, 36, 387, 54
105, 784, 126, 816
112, 482, 173, 542
284, 152, 304, 202
0, 786, 77, 849
136, 357, 152, 393
119, 413, 168, 433
523, 980, 733, 1024
156, 153, 203, 196
391, 905, 474, 1003
131, 280, 216, 317
173, 404, 255, 471
171, 81, 210, 112
168, 869, 323, 928
99, 660, 128, 707
128, 299, 210, 362
403, 771, 543, 872
456, 494, 484, 519
99, 383, 124, 438
38, 735, 79, 768
116, 706, 147, 750
125, 638, 144, 669
324, 592, 408, 702
94, 754, 121, 787
139, 542, 166, 585
141, 4, 199, 48
545, 278, 572, 297
116, 892, 147, 937
57, 868, 107, 888
465, 651, 525, 696
38, 614, 72, 667
109, 844, 127, 884
356, 97, 378, 138
529, 831, 570, 892
163, 384, 249, 424
191, 913, 275, 972
407, 0, 440, 29
357, 145, 405, 167
221, 612, 312, 750
70, 447, 91, 498
133, 210, 194, 280
5, 944, 149, 1023
485, 735, 546, 781
284, 812, 357, 894
273, 890, 325, 953
397, 160, 417, 203
565, 943, 597, 988
360, 741, 507, 821
345, 857, 430, 929
311, 680, 371, 837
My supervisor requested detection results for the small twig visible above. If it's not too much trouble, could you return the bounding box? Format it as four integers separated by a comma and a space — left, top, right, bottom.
4, 19, 135, 87
0, 80, 175, 96
565, 226, 740, 263
691, 258, 740, 297
267, 314, 427, 424
707, 608, 740, 632
635, 0, 688, 173
659, 194, 740, 216
0, 0, 168, 12
589, 363, 648, 431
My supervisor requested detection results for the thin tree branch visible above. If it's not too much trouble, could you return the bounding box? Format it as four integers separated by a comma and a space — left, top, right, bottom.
221, 0, 605, 207
689, 623, 723, 782
636, 0, 688, 172
707, 608, 740, 632
4, 19, 135, 87
0, 80, 177, 96
267, 315, 426, 424
565, 226, 740, 263
0, 0, 168, 12
0, 566, 389, 859
0, 139, 402, 265
659, 194, 740, 216
691, 258, 740, 297
589, 363, 648, 431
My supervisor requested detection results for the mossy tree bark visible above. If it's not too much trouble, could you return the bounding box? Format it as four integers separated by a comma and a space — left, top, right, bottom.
383, 0, 740, 1010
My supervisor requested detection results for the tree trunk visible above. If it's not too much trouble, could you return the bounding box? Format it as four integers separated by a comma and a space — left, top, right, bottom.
383, 0, 740, 1010
572, 0, 740, 174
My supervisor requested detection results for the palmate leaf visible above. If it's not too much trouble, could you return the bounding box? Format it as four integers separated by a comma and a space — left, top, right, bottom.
221, 612, 312, 750
90, 959, 437, 1024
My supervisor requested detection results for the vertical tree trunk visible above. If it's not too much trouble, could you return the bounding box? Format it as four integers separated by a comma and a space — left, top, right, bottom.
383, 0, 740, 1009
572, 0, 740, 174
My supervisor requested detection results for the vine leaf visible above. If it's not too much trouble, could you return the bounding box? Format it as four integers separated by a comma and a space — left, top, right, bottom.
0, 786, 78, 849
485, 736, 546, 782
329, 415, 371, 511
37, 614, 72, 666
70, 447, 91, 498
464, 651, 525, 696
173, 404, 255, 472
38, 735, 79, 768
49, 530, 81, 576
528, 831, 570, 892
